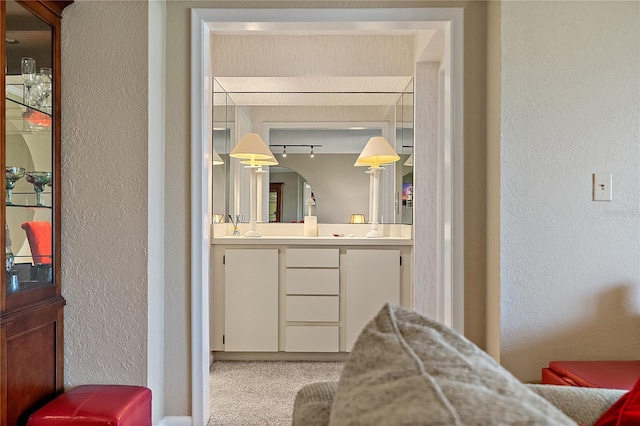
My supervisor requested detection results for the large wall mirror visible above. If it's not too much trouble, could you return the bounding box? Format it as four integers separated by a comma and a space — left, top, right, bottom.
212, 77, 414, 225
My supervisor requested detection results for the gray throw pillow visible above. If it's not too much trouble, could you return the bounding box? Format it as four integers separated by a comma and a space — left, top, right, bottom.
329, 304, 577, 425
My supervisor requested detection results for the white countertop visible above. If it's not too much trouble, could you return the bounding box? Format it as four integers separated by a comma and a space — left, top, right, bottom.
212, 235, 413, 246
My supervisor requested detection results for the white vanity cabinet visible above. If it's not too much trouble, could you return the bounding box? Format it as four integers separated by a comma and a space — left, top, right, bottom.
210, 236, 412, 359
224, 248, 279, 351
284, 249, 340, 352
345, 249, 400, 350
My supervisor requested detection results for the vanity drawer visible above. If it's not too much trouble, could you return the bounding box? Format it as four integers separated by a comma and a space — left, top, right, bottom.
286, 296, 339, 322
286, 269, 339, 295
286, 249, 339, 268
285, 326, 339, 352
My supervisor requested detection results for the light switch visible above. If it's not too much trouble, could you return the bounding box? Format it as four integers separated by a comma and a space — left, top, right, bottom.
593, 173, 612, 201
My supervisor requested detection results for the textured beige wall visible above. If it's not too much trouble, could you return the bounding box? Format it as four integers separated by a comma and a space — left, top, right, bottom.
166, 0, 487, 416
500, 1, 640, 382
60, 0, 148, 387
212, 34, 415, 77
413, 61, 439, 317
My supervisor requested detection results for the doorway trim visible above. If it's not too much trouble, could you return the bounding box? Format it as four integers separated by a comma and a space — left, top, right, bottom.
191, 8, 464, 426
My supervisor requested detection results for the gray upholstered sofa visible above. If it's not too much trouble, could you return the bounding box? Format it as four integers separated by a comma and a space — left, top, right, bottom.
292, 305, 625, 426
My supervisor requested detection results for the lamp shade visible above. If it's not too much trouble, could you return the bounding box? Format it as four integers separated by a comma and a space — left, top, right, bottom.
355, 137, 400, 168
212, 148, 224, 166
350, 213, 366, 224
230, 133, 275, 166
404, 154, 413, 167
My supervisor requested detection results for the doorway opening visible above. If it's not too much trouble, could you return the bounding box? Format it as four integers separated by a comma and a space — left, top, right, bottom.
191, 8, 464, 425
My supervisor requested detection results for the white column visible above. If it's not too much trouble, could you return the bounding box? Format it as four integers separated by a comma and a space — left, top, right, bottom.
245, 166, 261, 237
367, 167, 383, 238
367, 169, 374, 223
256, 167, 267, 223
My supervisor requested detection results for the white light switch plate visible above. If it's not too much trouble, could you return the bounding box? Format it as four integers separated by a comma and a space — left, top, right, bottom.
593, 173, 612, 201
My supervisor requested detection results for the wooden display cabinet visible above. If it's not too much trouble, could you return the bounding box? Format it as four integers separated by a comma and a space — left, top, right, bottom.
0, 1, 72, 424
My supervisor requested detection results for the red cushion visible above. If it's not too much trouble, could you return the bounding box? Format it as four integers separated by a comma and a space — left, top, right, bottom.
27, 385, 151, 426
21, 221, 52, 265
549, 361, 640, 390
542, 368, 575, 386
594, 375, 640, 426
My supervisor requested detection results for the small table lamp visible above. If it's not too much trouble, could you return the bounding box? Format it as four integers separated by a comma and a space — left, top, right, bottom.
230, 133, 277, 237
240, 156, 278, 225
355, 137, 400, 238
350, 213, 366, 224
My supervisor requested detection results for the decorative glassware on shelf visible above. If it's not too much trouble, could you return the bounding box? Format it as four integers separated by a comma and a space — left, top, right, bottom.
5, 166, 26, 205
229, 215, 241, 236
25, 171, 52, 206
21, 57, 36, 105
5, 224, 14, 271
33, 67, 52, 111
19, 58, 52, 111
5, 224, 19, 293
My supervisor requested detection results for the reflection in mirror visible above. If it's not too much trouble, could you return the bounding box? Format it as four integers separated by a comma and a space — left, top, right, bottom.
268, 128, 381, 224
268, 166, 312, 223
399, 79, 414, 225
212, 79, 235, 222
211, 77, 414, 225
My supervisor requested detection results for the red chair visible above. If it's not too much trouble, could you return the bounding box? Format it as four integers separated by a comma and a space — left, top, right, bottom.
21, 221, 52, 265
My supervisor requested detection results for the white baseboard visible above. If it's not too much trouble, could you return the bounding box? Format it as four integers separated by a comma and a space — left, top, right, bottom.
156, 416, 192, 426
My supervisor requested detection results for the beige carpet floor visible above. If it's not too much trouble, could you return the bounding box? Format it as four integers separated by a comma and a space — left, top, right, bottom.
208, 361, 344, 426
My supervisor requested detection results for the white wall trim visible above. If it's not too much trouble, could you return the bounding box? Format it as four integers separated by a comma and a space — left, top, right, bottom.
191, 8, 464, 425
190, 9, 212, 426
156, 416, 192, 426
148, 0, 166, 423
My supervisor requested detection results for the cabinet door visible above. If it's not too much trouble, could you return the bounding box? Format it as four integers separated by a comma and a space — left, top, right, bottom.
2, 301, 64, 426
224, 249, 278, 351
1, 2, 70, 424
346, 249, 400, 351
3, 0, 61, 313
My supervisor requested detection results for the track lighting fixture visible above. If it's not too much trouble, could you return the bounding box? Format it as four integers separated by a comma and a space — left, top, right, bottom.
269, 144, 322, 158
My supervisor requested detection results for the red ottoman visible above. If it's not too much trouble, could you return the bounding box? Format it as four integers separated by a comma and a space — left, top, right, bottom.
27, 385, 151, 426
542, 360, 640, 390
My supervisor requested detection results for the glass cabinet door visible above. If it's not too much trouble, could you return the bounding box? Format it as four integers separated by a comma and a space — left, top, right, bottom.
4, 0, 55, 300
